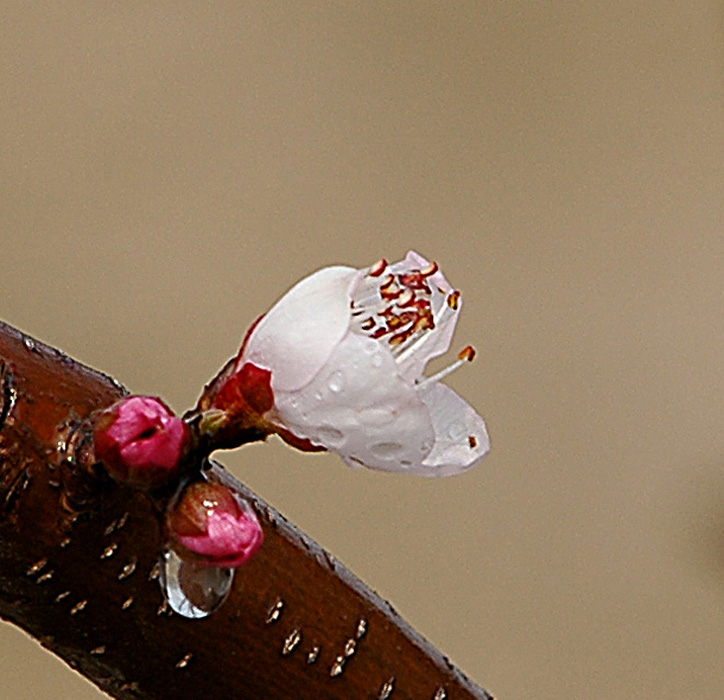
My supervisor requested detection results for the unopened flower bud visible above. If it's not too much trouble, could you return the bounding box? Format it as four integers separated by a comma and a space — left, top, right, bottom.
167, 481, 263, 568
93, 395, 189, 490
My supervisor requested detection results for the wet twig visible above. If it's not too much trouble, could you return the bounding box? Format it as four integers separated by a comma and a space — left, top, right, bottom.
0, 320, 492, 700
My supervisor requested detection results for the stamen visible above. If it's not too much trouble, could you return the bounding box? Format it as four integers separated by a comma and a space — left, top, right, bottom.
420, 261, 439, 277
397, 288, 414, 307
352, 259, 454, 363
415, 345, 477, 389
368, 259, 388, 277
468, 435, 478, 448
458, 345, 476, 362
447, 291, 461, 310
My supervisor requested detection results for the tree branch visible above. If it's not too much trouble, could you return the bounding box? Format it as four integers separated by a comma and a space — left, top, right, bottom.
0, 320, 492, 700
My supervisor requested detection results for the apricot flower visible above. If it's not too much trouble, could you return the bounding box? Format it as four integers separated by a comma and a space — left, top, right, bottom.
206, 251, 489, 476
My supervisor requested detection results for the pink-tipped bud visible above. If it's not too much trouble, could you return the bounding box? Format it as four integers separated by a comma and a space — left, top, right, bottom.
167, 481, 263, 568
93, 395, 189, 490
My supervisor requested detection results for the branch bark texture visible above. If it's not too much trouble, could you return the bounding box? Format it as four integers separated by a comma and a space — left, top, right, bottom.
0, 320, 492, 700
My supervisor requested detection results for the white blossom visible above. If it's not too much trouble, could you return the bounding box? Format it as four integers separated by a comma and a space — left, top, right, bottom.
238, 251, 490, 476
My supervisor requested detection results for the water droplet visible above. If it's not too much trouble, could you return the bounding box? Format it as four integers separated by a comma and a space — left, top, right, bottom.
116, 512, 129, 530
70, 600, 87, 615
378, 677, 396, 699
122, 597, 134, 610
36, 570, 54, 584
322, 550, 337, 572
148, 562, 161, 581
54, 591, 70, 604
307, 645, 320, 664
330, 656, 345, 677
23, 337, 35, 351
355, 618, 368, 640
362, 338, 378, 354
314, 390, 324, 401
118, 557, 138, 581
329, 370, 345, 393
27, 558, 47, 576
157, 600, 169, 616
90, 646, 106, 656
160, 549, 234, 619
316, 425, 345, 448
104, 519, 118, 536
59, 537, 71, 548
282, 629, 302, 656
433, 687, 448, 700
175, 653, 193, 669
266, 597, 284, 624
370, 442, 403, 458
100, 543, 118, 560
344, 639, 356, 657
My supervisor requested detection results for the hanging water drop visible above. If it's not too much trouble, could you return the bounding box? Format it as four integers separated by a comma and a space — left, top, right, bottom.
378, 677, 395, 699
355, 617, 368, 640
159, 548, 234, 619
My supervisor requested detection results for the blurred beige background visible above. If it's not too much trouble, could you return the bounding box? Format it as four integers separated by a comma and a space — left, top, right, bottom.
2, 2, 723, 698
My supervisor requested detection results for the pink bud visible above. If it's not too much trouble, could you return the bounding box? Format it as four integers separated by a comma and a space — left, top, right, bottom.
93, 395, 189, 490
167, 481, 263, 568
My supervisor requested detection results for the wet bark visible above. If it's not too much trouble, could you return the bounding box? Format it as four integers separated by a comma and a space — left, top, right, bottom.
0, 320, 492, 700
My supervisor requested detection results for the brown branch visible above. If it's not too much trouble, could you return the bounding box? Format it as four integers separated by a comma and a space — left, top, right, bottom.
0, 320, 493, 700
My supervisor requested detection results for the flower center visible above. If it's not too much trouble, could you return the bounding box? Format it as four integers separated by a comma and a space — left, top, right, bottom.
351, 259, 449, 353
350, 258, 475, 383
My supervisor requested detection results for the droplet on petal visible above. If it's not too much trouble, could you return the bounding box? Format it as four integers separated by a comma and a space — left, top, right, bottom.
159, 548, 234, 619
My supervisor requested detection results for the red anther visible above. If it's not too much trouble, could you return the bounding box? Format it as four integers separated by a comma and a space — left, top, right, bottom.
389, 328, 414, 347
420, 261, 439, 277
468, 435, 478, 449
379, 274, 395, 290
411, 298, 431, 312
368, 258, 389, 277
447, 290, 461, 310
396, 311, 416, 327
398, 271, 432, 294
380, 289, 402, 302
387, 315, 404, 330
360, 317, 376, 331
458, 345, 476, 362
411, 314, 434, 334
396, 288, 414, 307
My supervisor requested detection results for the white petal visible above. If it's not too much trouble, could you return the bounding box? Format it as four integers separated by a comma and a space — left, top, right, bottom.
416, 382, 490, 476
243, 266, 357, 391
272, 331, 436, 472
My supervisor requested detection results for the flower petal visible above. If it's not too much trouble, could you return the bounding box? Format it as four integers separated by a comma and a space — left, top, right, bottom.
417, 382, 490, 476
242, 266, 358, 392
272, 332, 436, 472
